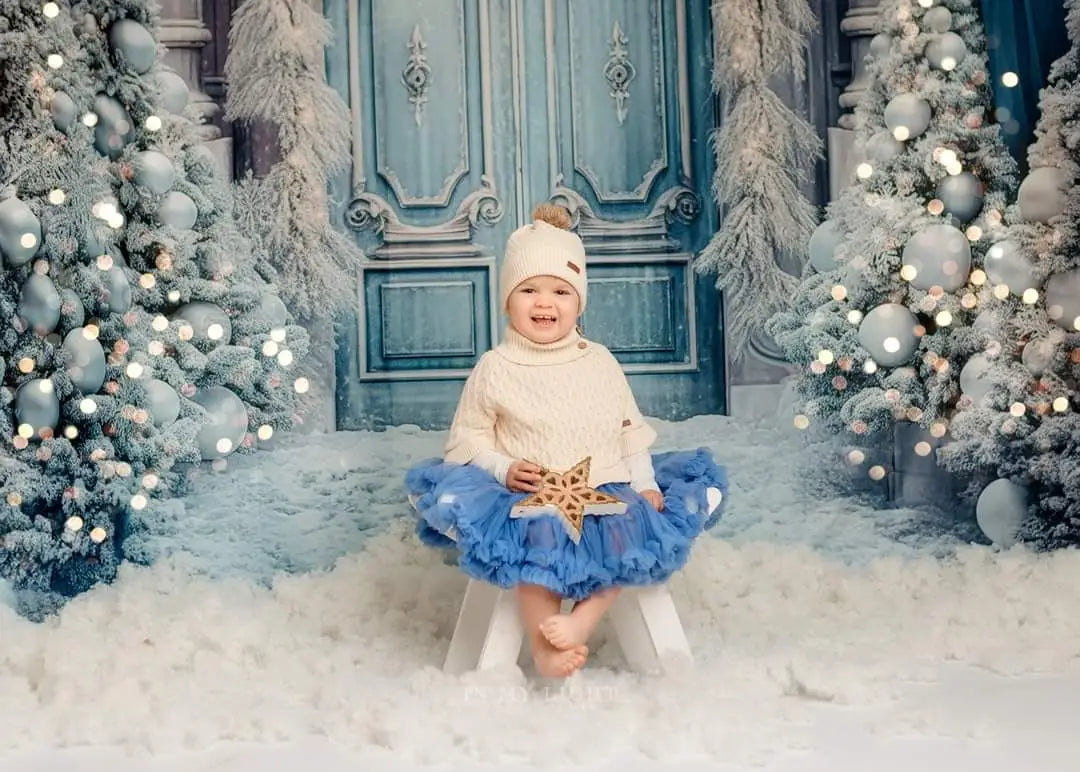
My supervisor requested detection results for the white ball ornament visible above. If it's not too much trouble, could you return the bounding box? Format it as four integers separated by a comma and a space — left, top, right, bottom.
1017, 167, 1070, 223
101, 266, 132, 315
902, 224, 971, 290
865, 131, 905, 163
192, 386, 249, 460
0, 194, 42, 267
108, 19, 158, 75
258, 293, 289, 329
62, 328, 106, 393
869, 33, 892, 59
1044, 269, 1080, 331
959, 353, 995, 405
157, 191, 198, 230
143, 378, 180, 427
984, 240, 1037, 295
857, 303, 919, 367
884, 94, 932, 140
17, 274, 62, 334
936, 172, 984, 222
808, 219, 845, 273
925, 32, 968, 71
923, 6, 953, 33
975, 478, 1028, 547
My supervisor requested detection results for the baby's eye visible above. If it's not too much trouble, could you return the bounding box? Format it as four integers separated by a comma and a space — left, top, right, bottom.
556, 289, 571, 295
520, 287, 535, 294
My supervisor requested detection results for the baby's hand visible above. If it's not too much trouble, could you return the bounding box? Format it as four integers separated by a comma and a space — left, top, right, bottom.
640, 489, 664, 511
507, 460, 542, 492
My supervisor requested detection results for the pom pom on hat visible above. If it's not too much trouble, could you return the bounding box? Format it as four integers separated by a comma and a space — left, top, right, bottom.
499, 204, 588, 312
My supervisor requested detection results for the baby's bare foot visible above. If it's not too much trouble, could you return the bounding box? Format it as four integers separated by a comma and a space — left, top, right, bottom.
539, 613, 591, 650
533, 643, 588, 677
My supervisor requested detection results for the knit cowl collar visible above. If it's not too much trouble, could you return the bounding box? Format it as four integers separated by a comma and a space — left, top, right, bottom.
494, 325, 592, 366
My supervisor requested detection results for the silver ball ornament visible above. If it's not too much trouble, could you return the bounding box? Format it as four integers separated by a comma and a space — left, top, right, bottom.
108, 19, 157, 75
101, 266, 132, 315
884, 94, 932, 140
1021, 339, 1056, 377
1044, 269, 1080, 331
959, 353, 994, 405
923, 6, 953, 33
936, 172, 984, 222
857, 303, 920, 367
18, 274, 62, 334
50, 91, 78, 132
865, 131, 905, 163
154, 69, 190, 115
62, 327, 106, 394
14, 379, 60, 436
92, 93, 135, 159
258, 293, 289, 329
192, 386, 249, 460
902, 223, 971, 290
975, 478, 1028, 547
925, 32, 968, 71
157, 191, 198, 230
173, 301, 232, 347
808, 219, 845, 273
133, 151, 176, 196
0, 195, 42, 267
869, 33, 892, 59
984, 240, 1037, 295
144, 378, 180, 427
1017, 167, 1070, 223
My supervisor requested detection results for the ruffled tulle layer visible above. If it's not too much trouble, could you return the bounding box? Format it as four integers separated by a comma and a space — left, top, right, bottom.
404, 449, 727, 600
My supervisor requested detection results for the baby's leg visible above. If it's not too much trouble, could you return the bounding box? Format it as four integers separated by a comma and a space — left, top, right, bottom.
540, 587, 621, 650
517, 584, 588, 677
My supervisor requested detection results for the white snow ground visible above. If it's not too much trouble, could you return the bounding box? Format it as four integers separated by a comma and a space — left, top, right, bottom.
3, 406, 1080, 771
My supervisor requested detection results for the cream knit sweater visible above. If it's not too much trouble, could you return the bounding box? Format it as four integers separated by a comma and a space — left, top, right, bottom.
444, 327, 658, 487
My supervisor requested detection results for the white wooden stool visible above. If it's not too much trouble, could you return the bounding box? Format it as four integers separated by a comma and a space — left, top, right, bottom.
416, 486, 723, 675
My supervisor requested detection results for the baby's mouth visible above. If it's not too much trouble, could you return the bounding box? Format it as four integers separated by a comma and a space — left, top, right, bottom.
531, 315, 557, 326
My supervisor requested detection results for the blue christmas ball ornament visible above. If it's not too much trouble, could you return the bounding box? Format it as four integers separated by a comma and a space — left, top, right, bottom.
808, 219, 845, 273
143, 378, 180, 427
884, 94, 932, 141
60, 288, 85, 327
108, 19, 158, 75
192, 385, 249, 460
959, 353, 994, 405
173, 301, 232, 347
62, 327, 106, 394
936, 172, 984, 223
976, 478, 1028, 547
857, 303, 919, 367
101, 265, 132, 315
92, 93, 135, 159
902, 223, 971, 291
50, 91, 78, 132
154, 69, 190, 115
133, 150, 176, 195
925, 32, 967, 71
0, 194, 42, 267
157, 191, 198, 229
985, 240, 1037, 295
14, 378, 60, 436
18, 274, 62, 334
258, 293, 289, 329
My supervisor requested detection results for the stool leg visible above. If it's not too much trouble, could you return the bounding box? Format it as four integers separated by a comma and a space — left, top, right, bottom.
443, 579, 524, 675
608, 585, 693, 674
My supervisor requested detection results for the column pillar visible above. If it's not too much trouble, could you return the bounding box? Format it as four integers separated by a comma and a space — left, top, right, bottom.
828, 0, 883, 199
157, 0, 233, 178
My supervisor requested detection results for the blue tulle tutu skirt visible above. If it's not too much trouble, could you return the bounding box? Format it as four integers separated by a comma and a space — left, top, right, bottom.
404, 448, 727, 600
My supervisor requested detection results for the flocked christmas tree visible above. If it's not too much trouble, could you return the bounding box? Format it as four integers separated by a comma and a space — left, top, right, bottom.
939, 0, 1080, 549
0, 0, 308, 616
768, 0, 1018, 485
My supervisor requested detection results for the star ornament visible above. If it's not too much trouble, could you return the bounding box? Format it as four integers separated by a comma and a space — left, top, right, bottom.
510, 457, 627, 543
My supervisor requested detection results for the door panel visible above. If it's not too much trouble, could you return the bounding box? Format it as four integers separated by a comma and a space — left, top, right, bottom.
326, 0, 724, 429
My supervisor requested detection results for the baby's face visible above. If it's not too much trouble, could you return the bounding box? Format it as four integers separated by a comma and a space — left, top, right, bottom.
507, 275, 579, 344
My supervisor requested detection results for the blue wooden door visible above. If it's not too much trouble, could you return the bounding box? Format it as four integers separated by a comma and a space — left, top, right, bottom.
325, 0, 724, 430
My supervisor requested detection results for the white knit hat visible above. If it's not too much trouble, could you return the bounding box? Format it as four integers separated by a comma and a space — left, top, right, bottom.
499, 206, 587, 313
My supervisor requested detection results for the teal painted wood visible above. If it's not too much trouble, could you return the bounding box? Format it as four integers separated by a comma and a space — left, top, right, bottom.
326, 0, 725, 430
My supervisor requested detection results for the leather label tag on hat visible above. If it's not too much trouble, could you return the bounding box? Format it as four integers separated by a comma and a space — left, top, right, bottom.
566, 261, 581, 274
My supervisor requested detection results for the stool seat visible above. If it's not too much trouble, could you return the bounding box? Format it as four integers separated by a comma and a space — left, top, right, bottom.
415, 486, 723, 675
